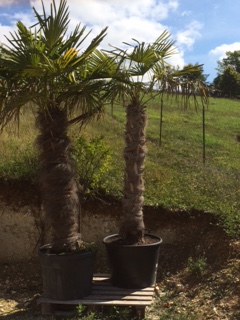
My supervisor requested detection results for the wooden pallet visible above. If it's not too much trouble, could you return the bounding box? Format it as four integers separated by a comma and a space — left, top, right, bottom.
38, 275, 155, 319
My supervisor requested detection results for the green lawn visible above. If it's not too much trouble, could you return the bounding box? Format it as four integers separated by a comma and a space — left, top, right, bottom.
0, 96, 240, 236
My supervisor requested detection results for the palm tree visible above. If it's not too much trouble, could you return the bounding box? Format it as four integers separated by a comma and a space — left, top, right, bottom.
0, 0, 110, 253
106, 31, 209, 244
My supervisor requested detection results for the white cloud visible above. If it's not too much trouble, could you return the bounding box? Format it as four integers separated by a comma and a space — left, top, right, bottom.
62, 0, 180, 53
181, 10, 191, 17
31, 0, 178, 25
0, 25, 14, 44
148, 1, 178, 21
0, 0, 20, 6
1, 0, 185, 70
176, 20, 202, 50
0, 11, 35, 44
209, 42, 240, 60
29, 0, 179, 52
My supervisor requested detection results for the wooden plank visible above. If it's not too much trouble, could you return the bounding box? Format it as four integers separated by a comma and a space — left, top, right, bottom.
92, 280, 110, 284
82, 295, 152, 300
38, 274, 155, 318
76, 301, 152, 306
38, 297, 152, 306
38, 293, 154, 304
93, 278, 154, 287
92, 276, 154, 288
91, 288, 154, 299
93, 285, 154, 292
93, 274, 110, 278
93, 284, 154, 290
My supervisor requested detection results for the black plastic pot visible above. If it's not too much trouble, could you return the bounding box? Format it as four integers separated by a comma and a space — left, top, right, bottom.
39, 247, 96, 300
103, 233, 162, 289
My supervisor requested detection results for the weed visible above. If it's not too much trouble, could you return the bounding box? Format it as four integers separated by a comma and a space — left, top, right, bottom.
149, 295, 201, 320
187, 256, 207, 277
72, 305, 136, 320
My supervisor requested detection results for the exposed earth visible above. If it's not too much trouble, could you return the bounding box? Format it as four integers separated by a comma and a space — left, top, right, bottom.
0, 181, 239, 319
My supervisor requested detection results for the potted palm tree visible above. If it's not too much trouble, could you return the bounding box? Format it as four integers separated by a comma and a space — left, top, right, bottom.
0, 0, 110, 300
103, 32, 209, 288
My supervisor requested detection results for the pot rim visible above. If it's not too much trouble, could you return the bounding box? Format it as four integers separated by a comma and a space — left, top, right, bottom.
103, 233, 163, 247
39, 245, 97, 257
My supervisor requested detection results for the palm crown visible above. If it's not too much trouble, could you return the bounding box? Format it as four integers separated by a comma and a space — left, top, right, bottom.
0, 0, 109, 129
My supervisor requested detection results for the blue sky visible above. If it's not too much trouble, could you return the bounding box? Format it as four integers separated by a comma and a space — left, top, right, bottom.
0, 0, 240, 83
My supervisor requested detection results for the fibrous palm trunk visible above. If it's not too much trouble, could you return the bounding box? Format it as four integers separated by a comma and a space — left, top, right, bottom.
120, 98, 147, 244
36, 105, 80, 253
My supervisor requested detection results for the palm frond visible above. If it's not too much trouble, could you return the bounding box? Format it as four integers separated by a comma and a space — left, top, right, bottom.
33, 0, 69, 50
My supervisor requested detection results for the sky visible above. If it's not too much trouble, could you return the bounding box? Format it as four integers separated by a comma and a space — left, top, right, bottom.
0, 0, 240, 83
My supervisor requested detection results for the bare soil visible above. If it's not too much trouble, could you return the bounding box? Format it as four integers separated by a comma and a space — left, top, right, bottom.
0, 181, 239, 319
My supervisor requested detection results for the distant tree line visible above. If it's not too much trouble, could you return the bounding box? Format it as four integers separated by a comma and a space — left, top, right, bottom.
213, 50, 240, 98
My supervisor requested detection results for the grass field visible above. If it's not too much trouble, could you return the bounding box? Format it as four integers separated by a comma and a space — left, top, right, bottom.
0, 96, 240, 236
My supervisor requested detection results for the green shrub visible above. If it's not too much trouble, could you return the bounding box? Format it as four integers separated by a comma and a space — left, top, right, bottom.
72, 135, 112, 196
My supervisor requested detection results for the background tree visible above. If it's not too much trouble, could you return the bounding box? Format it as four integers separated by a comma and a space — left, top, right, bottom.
0, 0, 110, 253
213, 66, 240, 98
216, 50, 240, 74
213, 50, 240, 98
